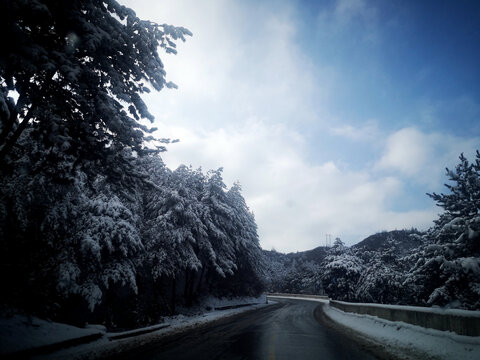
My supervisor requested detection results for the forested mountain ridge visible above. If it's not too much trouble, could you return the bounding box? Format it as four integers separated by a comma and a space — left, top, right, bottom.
264, 229, 422, 298
352, 229, 423, 254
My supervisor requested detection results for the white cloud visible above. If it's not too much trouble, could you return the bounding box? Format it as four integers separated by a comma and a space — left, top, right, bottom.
330, 121, 380, 141
119, 1, 478, 252
376, 127, 431, 177
125, 0, 334, 132
376, 127, 480, 188
159, 121, 438, 253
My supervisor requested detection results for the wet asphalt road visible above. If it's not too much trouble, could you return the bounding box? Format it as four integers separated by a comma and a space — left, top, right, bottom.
110, 298, 377, 360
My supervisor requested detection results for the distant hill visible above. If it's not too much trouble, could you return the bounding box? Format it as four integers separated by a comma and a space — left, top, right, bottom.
263, 245, 328, 272
352, 229, 423, 255
264, 229, 422, 262
263, 229, 425, 295
262, 246, 328, 294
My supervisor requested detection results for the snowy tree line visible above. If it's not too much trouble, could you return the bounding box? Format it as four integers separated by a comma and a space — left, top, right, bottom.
0, 149, 264, 327
265, 152, 480, 310
0, 0, 264, 328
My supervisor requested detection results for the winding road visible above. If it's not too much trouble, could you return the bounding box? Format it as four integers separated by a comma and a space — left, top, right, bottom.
109, 298, 377, 360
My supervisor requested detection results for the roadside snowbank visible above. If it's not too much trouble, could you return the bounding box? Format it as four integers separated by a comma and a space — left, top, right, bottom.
0, 295, 269, 359
38, 300, 271, 359
0, 315, 105, 355
323, 304, 480, 360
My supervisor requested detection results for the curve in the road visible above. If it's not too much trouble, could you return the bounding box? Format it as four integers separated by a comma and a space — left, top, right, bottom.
109, 298, 378, 360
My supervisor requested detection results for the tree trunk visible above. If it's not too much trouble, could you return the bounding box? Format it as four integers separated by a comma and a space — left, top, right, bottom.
170, 279, 176, 315
196, 266, 205, 296
183, 269, 190, 302
188, 272, 195, 306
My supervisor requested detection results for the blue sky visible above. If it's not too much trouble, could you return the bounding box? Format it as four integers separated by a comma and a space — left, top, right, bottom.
121, 0, 480, 252
289, 0, 480, 208
303, 0, 480, 134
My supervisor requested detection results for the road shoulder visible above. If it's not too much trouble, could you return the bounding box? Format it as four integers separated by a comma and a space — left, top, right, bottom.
31, 302, 277, 360
318, 303, 480, 360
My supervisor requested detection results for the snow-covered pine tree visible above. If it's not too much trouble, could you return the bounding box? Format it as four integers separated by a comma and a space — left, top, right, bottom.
142, 163, 205, 310
0, 0, 191, 170
50, 173, 144, 326
321, 238, 364, 301
404, 152, 480, 309
0, 130, 80, 317
0, 0, 268, 322
200, 169, 238, 284
355, 236, 406, 304
224, 182, 265, 296
0, 0, 191, 325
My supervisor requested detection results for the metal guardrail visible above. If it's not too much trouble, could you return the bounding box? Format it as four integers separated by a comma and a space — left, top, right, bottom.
266, 293, 329, 300
108, 324, 170, 340
330, 300, 480, 337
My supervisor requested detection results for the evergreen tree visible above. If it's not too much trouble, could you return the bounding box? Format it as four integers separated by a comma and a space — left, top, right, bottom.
142, 163, 206, 309
355, 237, 406, 303
321, 238, 364, 301
143, 164, 202, 281
200, 169, 238, 281
224, 182, 265, 296
0, 0, 191, 169
0, 1, 268, 326
404, 152, 480, 309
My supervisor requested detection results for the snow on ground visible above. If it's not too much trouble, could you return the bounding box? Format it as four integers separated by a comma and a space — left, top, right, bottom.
322, 303, 480, 360
0, 315, 105, 355
268, 294, 480, 360
20, 296, 270, 359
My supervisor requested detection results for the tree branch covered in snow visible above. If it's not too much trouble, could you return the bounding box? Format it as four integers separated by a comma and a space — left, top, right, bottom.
0, 0, 191, 166
0, 1, 263, 329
